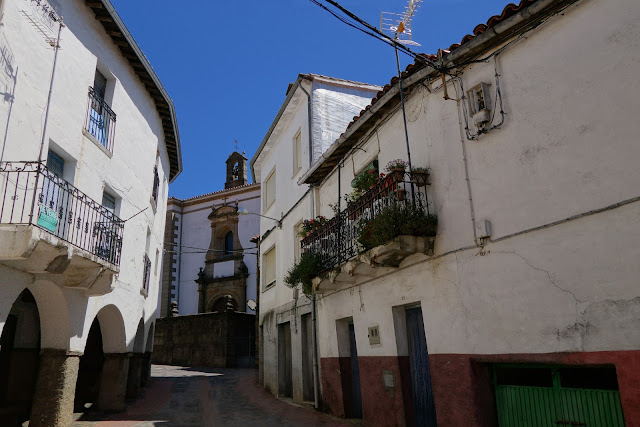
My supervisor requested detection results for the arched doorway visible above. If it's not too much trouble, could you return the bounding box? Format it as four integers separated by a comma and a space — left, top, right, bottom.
211, 295, 238, 312
0, 290, 41, 425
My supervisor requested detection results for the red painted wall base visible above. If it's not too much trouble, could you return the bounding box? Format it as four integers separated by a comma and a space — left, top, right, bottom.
321, 350, 640, 427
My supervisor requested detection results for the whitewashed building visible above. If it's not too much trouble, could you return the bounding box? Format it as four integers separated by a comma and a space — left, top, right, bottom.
250, 74, 380, 405
297, 0, 640, 425
0, 0, 181, 424
162, 152, 260, 317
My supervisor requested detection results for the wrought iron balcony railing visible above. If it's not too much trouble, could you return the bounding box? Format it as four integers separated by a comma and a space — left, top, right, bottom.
301, 172, 430, 272
142, 252, 152, 293
0, 161, 124, 266
85, 87, 117, 153
151, 165, 159, 204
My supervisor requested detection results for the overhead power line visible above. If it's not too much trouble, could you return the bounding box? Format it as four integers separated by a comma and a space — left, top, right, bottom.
307, 0, 442, 71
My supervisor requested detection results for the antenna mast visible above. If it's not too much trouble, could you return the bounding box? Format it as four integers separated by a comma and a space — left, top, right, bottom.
380, 0, 423, 194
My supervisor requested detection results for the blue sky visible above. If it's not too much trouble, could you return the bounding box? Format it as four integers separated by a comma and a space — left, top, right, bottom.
110, 0, 510, 199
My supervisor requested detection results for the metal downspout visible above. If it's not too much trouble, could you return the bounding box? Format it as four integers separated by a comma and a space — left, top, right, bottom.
299, 82, 313, 167
37, 20, 64, 162
301, 80, 321, 409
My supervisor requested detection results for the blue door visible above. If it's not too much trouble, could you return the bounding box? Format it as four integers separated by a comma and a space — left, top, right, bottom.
406, 307, 437, 426
348, 323, 363, 418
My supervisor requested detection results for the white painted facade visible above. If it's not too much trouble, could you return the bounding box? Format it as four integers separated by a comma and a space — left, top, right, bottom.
251, 74, 380, 402
164, 184, 260, 316
297, 0, 640, 422
0, 0, 180, 420
311, 0, 640, 358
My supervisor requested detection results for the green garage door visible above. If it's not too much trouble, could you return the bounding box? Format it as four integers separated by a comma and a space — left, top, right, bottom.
494, 365, 625, 426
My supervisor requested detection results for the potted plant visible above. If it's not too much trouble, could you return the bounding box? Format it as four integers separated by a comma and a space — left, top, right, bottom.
352, 168, 379, 192
300, 216, 327, 238
411, 167, 430, 187
394, 187, 406, 201
284, 252, 324, 297
385, 159, 408, 181
344, 189, 364, 220
357, 202, 438, 252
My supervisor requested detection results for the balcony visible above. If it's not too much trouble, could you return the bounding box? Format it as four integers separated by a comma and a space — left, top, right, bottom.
0, 161, 124, 295
84, 87, 117, 154
142, 253, 151, 297
300, 172, 436, 293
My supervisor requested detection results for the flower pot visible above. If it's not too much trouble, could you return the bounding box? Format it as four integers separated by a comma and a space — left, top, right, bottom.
390, 167, 405, 182
412, 171, 429, 187
395, 188, 406, 201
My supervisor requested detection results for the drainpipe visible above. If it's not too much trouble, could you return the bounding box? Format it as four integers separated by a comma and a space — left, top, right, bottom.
309, 184, 321, 409
300, 79, 321, 410
298, 81, 313, 167
37, 19, 64, 162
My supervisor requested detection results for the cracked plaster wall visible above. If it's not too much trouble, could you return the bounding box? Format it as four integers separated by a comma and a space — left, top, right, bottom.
315, 0, 640, 359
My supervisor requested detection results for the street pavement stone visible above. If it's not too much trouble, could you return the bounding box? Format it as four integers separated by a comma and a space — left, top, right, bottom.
72, 365, 356, 427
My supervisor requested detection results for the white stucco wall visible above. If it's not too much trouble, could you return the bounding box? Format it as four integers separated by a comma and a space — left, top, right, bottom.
313, 0, 640, 359
0, 0, 175, 353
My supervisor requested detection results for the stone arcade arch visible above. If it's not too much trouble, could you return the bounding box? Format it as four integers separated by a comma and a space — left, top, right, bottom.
141, 322, 155, 387
74, 304, 128, 413
126, 319, 145, 399
0, 290, 41, 425
0, 281, 75, 426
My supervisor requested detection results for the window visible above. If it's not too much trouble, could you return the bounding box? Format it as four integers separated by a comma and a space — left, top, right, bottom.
86, 68, 116, 153
263, 246, 276, 289
46, 150, 64, 178
264, 169, 276, 210
102, 191, 116, 213
294, 221, 304, 261
224, 231, 233, 256
293, 130, 302, 174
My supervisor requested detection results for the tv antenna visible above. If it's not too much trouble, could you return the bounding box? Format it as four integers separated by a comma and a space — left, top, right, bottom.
379, 0, 424, 194
380, 0, 422, 46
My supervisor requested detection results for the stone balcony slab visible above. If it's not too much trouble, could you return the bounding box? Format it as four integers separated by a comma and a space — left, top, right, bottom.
0, 224, 118, 296
313, 235, 435, 294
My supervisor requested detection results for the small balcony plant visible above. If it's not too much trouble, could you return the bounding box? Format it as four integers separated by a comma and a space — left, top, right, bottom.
284, 251, 324, 297
353, 168, 379, 191
300, 216, 327, 238
385, 159, 408, 181
411, 167, 430, 187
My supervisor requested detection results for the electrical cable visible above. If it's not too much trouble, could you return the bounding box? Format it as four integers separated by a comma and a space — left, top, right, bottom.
307, 0, 443, 71
163, 241, 258, 254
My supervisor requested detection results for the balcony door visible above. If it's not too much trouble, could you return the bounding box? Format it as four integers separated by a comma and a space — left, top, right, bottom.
37, 151, 65, 235
89, 70, 109, 146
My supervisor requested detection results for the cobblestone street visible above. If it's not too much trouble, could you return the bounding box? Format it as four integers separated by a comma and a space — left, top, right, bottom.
72, 365, 353, 427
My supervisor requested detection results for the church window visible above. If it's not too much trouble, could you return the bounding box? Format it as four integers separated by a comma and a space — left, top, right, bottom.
224, 231, 233, 255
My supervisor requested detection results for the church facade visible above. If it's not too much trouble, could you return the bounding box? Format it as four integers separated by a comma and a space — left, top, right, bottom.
161, 152, 260, 317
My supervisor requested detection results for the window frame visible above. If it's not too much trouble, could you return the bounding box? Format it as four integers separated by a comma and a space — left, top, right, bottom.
263, 245, 276, 291
292, 129, 302, 176
263, 167, 276, 211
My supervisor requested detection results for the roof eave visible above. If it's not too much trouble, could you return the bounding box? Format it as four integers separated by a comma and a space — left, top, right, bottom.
300, 0, 579, 185
92, 0, 183, 182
